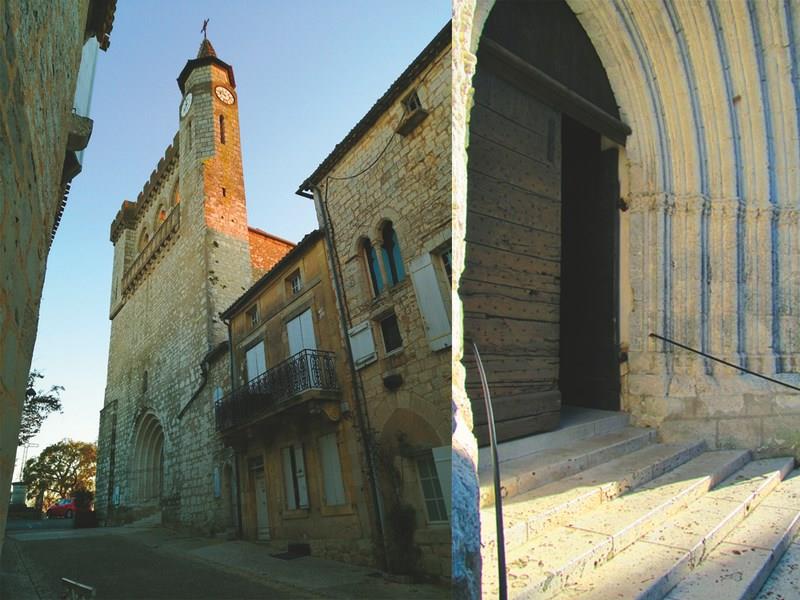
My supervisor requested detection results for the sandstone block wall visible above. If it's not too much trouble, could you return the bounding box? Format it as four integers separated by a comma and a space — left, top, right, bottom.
307, 41, 452, 579
0, 0, 92, 558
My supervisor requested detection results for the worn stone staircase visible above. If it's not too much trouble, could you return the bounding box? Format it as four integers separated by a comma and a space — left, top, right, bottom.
480, 409, 800, 599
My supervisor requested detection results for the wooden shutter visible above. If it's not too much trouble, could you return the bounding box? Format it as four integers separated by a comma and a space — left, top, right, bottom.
432, 446, 452, 517
281, 447, 296, 510
348, 321, 377, 368
245, 341, 267, 380
409, 253, 451, 351
294, 444, 309, 508
319, 433, 346, 506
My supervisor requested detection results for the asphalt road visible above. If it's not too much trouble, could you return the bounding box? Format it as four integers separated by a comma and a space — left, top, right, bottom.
3, 526, 303, 599
2, 518, 449, 599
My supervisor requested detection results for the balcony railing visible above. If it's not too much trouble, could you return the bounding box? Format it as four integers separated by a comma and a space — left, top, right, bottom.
215, 349, 339, 432
121, 205, 180, 295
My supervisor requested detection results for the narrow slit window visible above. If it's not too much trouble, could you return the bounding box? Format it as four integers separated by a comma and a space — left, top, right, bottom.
219, 115, 226, 144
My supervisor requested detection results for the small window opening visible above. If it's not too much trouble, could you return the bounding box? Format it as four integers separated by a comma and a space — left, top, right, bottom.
219, 115, 226, 144
380, 313, 403, 353
142, 370, 148, 393
222, 187, 226, 197
364, 239, 384, 295
403, 90, 422, 113
381, 222, 405, 286
289, 271, 302, 295
245, 304, 259, 329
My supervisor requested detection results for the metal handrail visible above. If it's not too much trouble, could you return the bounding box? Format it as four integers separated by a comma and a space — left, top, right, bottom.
121, 206, 180, 294
215, 349, 339, 431
470, 341, 507, 600
649, 333, 800, 392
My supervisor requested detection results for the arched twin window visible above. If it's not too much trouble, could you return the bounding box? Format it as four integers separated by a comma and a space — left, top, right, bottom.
363, 221, 405, 297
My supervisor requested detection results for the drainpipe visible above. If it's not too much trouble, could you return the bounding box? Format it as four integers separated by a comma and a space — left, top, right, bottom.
310, 185, 391, 571
222, 316, 244, 537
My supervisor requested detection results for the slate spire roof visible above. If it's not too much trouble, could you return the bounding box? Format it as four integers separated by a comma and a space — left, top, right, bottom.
197, 38, 216, 58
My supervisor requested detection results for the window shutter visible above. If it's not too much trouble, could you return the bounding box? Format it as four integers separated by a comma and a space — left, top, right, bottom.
409, 253, 451, 351
432, 446, 452, 517
281, 447, 296, 510
294, 444, 309, 508
319, 433, 346, 506
348, 321, 377, 368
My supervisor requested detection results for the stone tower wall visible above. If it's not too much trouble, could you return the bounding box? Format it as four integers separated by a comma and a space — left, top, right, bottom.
97, 53, 267, 531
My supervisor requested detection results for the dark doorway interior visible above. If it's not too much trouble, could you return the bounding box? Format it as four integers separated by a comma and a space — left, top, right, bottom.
559, 116, 620, 410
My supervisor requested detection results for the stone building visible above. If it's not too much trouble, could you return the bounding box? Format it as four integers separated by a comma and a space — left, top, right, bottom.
296, 23, 452, 580
95, 38, 292, 530
0, 0, 116, 558
216, 229, 377, 565
453, 0, 800, 597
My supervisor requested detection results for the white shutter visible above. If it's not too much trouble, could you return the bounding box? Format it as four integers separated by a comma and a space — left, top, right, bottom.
246, 342, 267, 379
281, 447, 296, 510
294, 444, 309, 508
287, 315, 303, 356
299, 310, 316, 351
348, 321, 377, 368
319, 433, 346, 506
432, 446, 452, 517
409, 253, 451, 351
288, 309, 317, 356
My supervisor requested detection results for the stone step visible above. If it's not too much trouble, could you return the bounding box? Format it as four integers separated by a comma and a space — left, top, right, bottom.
553, 457, 794, 600
478, 407, 630, 473
666, 469, 800, 600
479, 426, 657, 508
482, 450, 750, 599
755, 535, 800, 599
480, 440, 707, 554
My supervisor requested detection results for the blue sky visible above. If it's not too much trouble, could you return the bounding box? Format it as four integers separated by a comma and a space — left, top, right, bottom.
21, 1, 449, 473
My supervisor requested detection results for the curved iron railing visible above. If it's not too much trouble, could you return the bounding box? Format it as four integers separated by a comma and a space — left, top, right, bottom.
215, 349, 338, 431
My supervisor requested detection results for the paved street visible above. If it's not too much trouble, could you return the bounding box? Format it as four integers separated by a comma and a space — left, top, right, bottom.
1, 519, 449, 599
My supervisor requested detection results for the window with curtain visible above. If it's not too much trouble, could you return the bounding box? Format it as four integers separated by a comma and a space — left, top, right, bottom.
381, 222, 406, 286
364, 238, 384, 295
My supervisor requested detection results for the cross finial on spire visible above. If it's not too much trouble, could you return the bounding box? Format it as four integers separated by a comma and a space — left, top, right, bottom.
201, 18, 210, 40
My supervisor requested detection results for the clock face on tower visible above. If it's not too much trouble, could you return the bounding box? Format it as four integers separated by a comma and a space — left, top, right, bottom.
180, 93, 193, 118
215, 86, 235, 105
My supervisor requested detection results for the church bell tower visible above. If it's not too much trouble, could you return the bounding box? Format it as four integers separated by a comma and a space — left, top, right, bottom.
176, 34, 254, 343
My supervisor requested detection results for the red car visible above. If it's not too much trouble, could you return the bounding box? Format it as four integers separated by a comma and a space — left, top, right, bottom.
47, 498, 77, 518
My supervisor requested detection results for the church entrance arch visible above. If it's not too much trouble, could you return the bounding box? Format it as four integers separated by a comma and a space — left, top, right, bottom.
463, 0, 627, 444
131, 412, 165, 503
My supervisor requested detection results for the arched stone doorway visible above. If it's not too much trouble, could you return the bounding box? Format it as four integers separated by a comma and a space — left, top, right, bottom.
462, 0, 627, 444
131, 412, 165, 504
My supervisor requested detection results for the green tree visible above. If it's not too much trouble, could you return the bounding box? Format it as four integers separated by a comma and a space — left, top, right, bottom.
23, 440, 96, 511
19, 370, 63, 446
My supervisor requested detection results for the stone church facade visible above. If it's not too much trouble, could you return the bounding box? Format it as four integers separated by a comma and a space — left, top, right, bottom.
453, 0, 800, 596
96, 39, 292, 530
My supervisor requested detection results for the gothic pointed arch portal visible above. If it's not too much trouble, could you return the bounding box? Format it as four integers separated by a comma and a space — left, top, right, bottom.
131, 412, 165, 503
463, 0, 626, 444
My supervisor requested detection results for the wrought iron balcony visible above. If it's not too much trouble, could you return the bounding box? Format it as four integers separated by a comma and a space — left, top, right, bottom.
215, 349, 339, 432
121, 205, 180, 295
